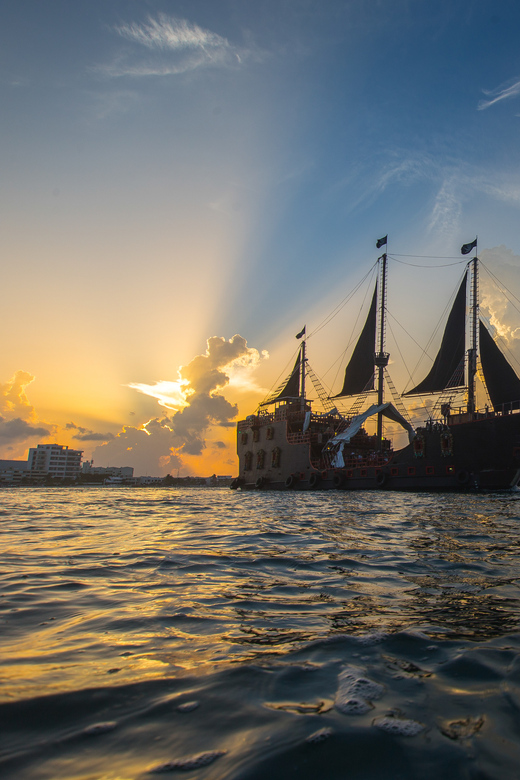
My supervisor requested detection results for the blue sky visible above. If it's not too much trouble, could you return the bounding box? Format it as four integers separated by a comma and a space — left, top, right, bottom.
2, 0, 520, 473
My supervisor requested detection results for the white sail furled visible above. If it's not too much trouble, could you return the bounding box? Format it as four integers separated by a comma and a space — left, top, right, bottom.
328, 403, 415, 468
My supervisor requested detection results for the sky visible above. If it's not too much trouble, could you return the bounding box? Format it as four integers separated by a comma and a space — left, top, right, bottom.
2, 0, 520, 476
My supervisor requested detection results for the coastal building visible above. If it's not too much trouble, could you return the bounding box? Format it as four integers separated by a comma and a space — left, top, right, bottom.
0, 460, 30, 484
81, 461, 134, 478
206, 474, 233, 486
28, 444, 83, 481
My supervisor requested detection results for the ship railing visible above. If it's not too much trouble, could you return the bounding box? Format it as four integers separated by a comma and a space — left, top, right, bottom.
439, 401, 520, 426
287, 427, 338, 445
239, 412, 275, 427
286, 432, 311, 444
243, 406, 343, 427
312, 453, 390, 470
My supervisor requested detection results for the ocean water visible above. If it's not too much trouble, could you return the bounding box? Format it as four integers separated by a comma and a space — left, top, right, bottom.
2, 488, 520, 779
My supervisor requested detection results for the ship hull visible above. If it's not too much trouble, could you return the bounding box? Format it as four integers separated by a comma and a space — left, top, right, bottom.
233, 410, 520, 492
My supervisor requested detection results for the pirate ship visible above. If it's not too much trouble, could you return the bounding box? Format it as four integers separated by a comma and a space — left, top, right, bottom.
231, 239, 520, 491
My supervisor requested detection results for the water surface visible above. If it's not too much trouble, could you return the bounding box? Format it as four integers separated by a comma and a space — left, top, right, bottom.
1, 487, 520, 778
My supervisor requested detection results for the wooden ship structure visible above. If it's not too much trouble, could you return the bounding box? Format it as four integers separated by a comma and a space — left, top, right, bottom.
231, 240, 520, 491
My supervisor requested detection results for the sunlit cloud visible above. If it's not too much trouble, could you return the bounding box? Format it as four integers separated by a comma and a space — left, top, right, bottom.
0, 370, 37, 420
478, 77, 520, 110
479, 247, 520, 359
226, 354, 270, 394
127, 380, 189, 411
93, 418, 182, 476
0, 372, 54, 450
94, 335, 266, 473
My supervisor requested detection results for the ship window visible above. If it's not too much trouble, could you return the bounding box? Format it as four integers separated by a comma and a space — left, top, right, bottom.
257, 449, 265, 469
360, 468, 367, 477
271, 447, 281, 468
426, 466, 435, 475
241, 433, 248, 445
244, 451, 253, 470
253, 429, 260, 443
446, 465, 455, 475
391, 467, 399, 476
266, 427, 274, 440
407, 467, 416, 476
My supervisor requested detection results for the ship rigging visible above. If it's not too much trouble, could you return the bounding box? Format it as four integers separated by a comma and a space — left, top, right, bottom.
232, 237, 520, 492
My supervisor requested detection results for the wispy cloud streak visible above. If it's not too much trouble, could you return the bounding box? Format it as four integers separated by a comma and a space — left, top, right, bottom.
116, 15, 230, 53
97, 14, 257, 79
478, 77, 520, 110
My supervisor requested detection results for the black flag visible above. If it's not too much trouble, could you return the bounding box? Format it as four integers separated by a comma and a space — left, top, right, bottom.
461, 238, 477, 255
376, 235, 387, 249
295, 326, 306, 339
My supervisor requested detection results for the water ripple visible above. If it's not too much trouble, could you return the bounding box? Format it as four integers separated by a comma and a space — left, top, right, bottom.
1, 487, 520, 777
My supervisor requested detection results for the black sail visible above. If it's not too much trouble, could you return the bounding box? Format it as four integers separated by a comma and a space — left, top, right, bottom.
334, 284, 377, 398
479, 321, 520, 410
404, 272, 467, 396
262, 353, 301, 405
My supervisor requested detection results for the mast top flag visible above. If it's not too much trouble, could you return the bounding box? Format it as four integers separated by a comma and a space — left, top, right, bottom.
461, 237, 477, 255
295, 326, 306, 340
376, 235, 387, 249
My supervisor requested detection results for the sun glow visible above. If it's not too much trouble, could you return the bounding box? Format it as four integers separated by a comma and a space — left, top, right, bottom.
127, 380, 190, 410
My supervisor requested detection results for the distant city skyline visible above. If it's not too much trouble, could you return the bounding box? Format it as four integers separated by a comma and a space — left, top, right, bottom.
2, 1, 520, 476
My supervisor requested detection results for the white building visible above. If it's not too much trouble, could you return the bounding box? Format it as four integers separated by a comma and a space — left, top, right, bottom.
137, 476, 164, 485
81, 461, 134, 478
28, 444, 83, 481
0, 460, 30, 484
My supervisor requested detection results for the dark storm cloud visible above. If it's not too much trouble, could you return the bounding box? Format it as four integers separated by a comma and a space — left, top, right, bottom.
0, 417, 50, 442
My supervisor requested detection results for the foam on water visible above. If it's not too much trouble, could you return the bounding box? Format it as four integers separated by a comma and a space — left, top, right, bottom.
177, 701, 200, 712
305, 727, 333, 743
373, 715, 425, 736
82, 722, 117, 736
150, 750, 227, 772
335, 665, 384, 714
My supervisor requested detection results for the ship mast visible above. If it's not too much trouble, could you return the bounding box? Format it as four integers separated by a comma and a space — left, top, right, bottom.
467, 251, 479, 415
375, 252, 390, 446
300, 337, 306, 411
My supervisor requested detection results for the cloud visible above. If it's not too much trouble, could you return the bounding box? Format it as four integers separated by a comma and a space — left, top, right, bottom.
0, 372, 55, 450
65, 422, 115, 442
0, 371, 37, 420
92, 418, 182, 477
65, 422, 87, 434
0, 417, 50, 442
428, 170, 520, 237
479, 247, 520, 359
94, 334, 265, 474
478, 77, 520, 110
428, 177, 462, 236
127, 379, 188, 411
74, 432, 115, 442
97, 14, 261, 79
86, 88, 140, 121
116, 15, 230, 53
